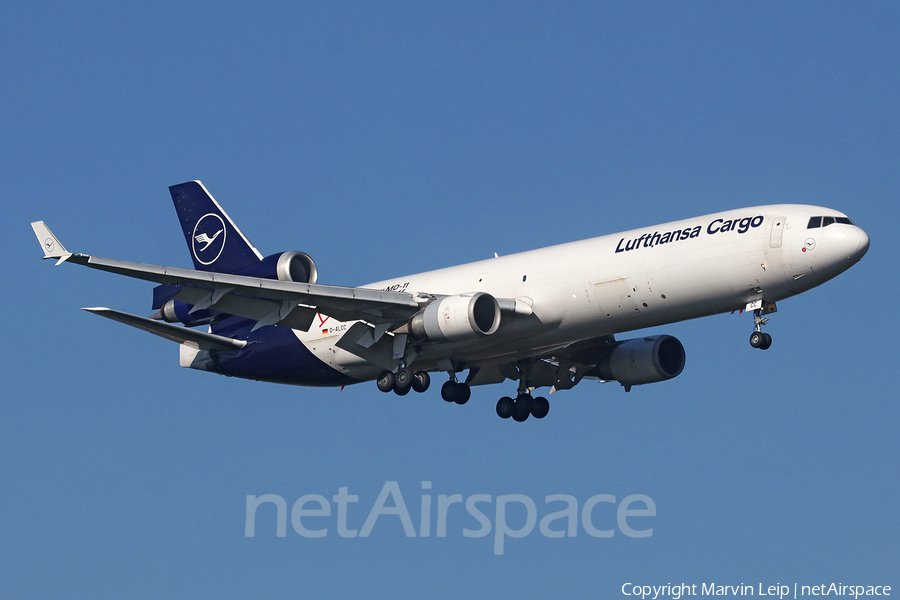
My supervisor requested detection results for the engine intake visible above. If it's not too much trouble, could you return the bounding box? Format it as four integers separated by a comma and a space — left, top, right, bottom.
409, 292, 501, 343
597, 334, 685, 386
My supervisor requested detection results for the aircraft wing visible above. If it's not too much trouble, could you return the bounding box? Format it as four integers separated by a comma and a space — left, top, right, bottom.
32, 221, 422, 331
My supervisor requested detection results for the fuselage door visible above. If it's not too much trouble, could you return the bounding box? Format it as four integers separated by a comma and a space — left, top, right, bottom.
769, 217, 785, 249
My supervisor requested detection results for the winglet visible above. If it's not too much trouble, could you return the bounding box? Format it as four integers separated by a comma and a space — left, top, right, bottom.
30, 221, 73, 265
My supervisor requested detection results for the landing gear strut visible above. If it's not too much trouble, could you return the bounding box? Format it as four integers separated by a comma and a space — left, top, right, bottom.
749, 308, 772, 350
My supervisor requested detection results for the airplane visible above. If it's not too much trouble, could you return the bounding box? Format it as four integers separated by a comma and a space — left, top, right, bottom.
31, 181, 869, 422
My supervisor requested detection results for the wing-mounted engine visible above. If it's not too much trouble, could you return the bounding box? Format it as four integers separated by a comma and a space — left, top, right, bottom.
409, 292, 501, 342
594, 334, 685, 388
157, 299, 216, 327
235, 251, 318, 284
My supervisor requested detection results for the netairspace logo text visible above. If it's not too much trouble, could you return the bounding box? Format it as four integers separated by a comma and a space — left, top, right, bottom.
245, 480, 656, 555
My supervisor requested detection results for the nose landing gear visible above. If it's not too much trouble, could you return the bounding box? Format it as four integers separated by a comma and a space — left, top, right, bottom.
749, 307, 773, 350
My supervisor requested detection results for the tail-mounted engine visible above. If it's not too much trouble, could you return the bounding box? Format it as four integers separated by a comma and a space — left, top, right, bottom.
409, 292, 501, 343
594, 334, 686, 388
235, 251, 318, 284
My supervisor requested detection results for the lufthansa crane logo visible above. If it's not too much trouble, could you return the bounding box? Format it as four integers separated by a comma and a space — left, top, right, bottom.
192, 213, 226, 265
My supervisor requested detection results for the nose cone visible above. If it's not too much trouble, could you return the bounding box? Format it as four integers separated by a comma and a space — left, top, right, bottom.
824, 225, 869, 263
854, 227, 870, 261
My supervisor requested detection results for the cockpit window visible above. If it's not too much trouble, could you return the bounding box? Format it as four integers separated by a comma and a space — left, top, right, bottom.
808, 215, 854, 228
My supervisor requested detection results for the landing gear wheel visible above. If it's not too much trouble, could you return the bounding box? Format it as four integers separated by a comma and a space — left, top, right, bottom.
454, 384, 471, 405
512, 394, 532, 422
394, 367, 413, 390
376, 371, 395, 393
393, 367, 413, 395
411, 371, 431, 393
496, 397, 514, 419
749, 331, 764, 348
759, 332, 772, 350
531, 396, 550, 419
441, 381, 457, 402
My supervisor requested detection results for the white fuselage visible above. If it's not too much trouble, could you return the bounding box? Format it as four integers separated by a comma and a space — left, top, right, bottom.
299, 205, 868, 381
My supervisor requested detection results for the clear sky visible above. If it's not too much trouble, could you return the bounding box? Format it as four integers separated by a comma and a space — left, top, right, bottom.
2, 2, 897, 598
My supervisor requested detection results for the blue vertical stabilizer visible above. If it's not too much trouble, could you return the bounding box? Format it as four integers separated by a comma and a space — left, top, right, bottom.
169, 181, 263, 273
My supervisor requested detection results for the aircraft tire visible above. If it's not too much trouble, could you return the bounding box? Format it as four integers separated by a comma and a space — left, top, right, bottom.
453, 383, 471, 405
395, 367, 413, 391
749, 331, 764, 348
760, 332, 772, 350
412, 371, 431, 393
512, 394, 532, 422
441, 381, 457, 402
496, 397, 514, 419
531, 396, 550, 419
377, 371, 395, 393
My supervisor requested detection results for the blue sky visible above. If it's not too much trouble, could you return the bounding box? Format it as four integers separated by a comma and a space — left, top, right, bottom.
2, 2, 897, 598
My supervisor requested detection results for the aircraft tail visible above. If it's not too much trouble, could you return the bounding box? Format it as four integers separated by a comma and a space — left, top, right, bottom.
169, 181, 263, 273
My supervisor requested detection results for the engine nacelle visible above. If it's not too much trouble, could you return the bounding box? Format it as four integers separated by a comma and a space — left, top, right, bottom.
598, 334, 685, 386
235, 251, 318, 284
158, 299, 216, 327
409, 292, 501, 343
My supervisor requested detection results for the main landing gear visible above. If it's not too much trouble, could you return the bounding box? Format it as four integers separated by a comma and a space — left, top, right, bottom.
377, 360, 552, 422
377, 367, 431, 396
495, 360, 550, 422
748, 307, 773, 350
496, 393, 549, 421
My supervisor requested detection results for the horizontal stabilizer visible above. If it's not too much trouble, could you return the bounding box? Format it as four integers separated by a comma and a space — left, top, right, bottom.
83, 307, 247, 350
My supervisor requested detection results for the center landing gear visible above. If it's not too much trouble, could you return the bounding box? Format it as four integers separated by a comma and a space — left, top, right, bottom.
441, 378, 470, 404
495, 361, 550, 422
748, 307, 773, 350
